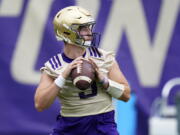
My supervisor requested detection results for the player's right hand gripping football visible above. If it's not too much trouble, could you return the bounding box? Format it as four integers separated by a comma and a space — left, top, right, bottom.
61, 57, 84, 79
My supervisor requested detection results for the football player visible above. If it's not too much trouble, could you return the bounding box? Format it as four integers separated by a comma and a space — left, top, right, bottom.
34, 6, 131, 135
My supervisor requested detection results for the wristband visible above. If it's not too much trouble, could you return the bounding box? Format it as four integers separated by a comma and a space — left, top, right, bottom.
106, 79, 125, 99
54, 75, 66, 88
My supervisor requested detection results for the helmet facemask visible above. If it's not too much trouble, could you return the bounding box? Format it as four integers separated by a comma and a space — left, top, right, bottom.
71, 23, 101, 47
56, 22, 100, 48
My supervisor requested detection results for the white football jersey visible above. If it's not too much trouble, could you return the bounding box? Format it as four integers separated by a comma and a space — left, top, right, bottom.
41, 47, 115, 117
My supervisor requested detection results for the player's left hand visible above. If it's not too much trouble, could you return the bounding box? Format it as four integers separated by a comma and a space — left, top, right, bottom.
88, 58, 109, 89
88, 58, 105, 82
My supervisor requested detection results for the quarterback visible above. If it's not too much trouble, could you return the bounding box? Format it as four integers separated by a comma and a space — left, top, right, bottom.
34, 6, 131, 135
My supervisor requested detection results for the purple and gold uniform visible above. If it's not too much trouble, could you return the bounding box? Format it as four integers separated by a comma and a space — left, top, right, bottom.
41, 47, 119, 135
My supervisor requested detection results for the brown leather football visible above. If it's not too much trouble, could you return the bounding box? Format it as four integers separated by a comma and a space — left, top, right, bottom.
70, 59, 95, 90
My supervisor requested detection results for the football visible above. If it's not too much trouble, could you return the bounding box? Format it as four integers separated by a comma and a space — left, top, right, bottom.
70, 59, 95, 90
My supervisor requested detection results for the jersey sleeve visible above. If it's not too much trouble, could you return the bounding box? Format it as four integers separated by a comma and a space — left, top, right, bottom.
40, 55, 63, 78
97, 48, 115, 73
40, 62, 58, 78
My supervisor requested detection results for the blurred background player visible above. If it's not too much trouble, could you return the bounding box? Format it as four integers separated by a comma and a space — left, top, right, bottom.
34, 6, 131, 135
